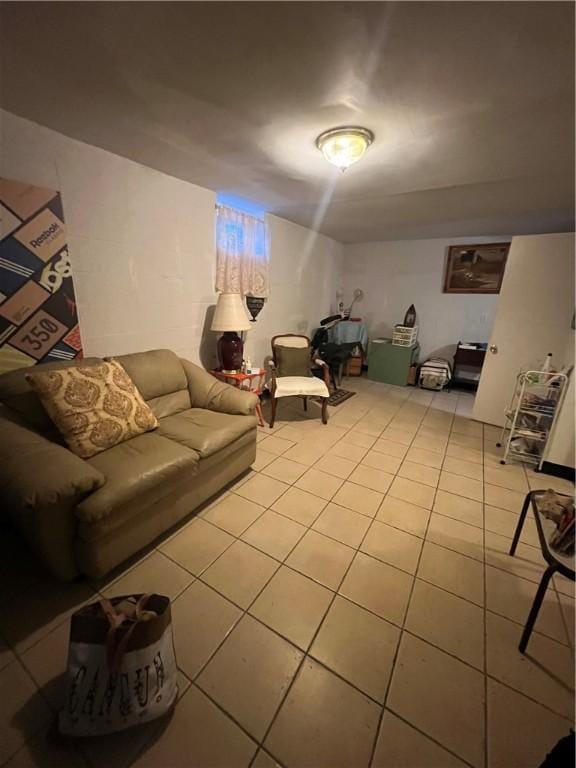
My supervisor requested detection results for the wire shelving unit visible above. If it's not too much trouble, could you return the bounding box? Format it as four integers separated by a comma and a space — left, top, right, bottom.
496, 370, 569, 470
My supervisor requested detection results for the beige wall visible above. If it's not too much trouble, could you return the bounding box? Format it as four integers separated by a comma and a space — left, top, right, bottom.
341, 237, 510, 359
0, 109, 342, 369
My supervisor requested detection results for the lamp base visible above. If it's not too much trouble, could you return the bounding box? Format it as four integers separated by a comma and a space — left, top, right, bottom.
217, 331, 244, 373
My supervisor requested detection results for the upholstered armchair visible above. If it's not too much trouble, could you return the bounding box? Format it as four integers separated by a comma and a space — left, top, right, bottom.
268, 334, 331, 427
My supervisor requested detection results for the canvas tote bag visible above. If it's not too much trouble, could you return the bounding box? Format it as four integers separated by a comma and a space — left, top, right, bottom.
59, 593, 178, 736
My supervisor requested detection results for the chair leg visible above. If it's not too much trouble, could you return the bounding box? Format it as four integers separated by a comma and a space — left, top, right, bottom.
519, 565, 556, 653
321, 398, 328, 425
509, 492, 531, 556
255, 402, 265, 428
303, 397, 308, 412
270, 397, 277, 428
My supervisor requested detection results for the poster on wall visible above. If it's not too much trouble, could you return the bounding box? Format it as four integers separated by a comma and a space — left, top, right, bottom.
443, 242, 510, 294
0, 177, 83, 373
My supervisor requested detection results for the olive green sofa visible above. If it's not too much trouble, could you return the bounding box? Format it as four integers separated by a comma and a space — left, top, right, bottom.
0, 349, 258, 580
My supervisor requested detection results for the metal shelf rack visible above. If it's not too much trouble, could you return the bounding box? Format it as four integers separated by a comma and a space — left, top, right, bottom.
496, 370, 569, 469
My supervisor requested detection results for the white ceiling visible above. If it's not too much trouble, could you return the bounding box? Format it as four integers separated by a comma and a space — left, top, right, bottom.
1, 1, 574, 243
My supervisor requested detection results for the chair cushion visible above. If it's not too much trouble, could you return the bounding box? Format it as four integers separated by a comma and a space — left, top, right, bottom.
274, 376, 330, 399
76, 432, 199, 523
157, 408, 257, 458
25, 361, 158, 458
275, 346, 310, 377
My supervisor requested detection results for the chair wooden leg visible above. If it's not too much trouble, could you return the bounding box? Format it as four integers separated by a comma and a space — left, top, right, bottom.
321, 398, 328, 425
270, 397, 277, 428
303, 397, 308, 412
255, 402, 265, 428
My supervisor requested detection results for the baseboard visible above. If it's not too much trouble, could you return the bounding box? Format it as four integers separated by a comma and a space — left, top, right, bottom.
537, 461, 575, 482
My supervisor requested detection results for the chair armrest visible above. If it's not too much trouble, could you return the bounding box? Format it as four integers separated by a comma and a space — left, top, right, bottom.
312, 358, 331, 388
181, 359, 258, 416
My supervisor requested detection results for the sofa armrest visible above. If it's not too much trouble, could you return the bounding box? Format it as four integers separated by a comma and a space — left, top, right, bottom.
0, 409, 106, 579
181, 359, 259, 415
0, 415, 105, 509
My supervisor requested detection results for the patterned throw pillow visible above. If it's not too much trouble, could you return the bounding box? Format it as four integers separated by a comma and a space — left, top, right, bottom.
26, 360, 158, 458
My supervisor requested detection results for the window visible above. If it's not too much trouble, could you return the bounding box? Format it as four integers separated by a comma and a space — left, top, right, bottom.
215, 201, 269, 297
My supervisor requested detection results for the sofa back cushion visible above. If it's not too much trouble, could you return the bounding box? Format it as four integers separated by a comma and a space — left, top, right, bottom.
113, 349, 191, 418
26, 360, 158, 458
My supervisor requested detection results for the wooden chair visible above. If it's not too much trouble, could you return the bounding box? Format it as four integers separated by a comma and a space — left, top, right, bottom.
268, 334, 330, 428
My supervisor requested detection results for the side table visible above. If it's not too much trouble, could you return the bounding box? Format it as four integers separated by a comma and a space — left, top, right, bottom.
210, 368, 266, 427
509, 490, 575, 652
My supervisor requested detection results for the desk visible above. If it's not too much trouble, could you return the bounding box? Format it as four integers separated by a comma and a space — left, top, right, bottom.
210, 369, 266, 427
326, 321, 368, 383
328, 320, 368, 349
509, 490, 574, 652
368, 339, 420, 386
328, 320, 368, 351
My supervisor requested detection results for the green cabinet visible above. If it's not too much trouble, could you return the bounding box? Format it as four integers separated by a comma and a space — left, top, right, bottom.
367, 339, 420, 386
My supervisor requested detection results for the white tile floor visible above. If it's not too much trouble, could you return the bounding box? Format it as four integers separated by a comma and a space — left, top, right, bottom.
0, 377, 574, 768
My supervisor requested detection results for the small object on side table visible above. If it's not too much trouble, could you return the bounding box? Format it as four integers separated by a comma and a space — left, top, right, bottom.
211, 293, 252, 372
509, 490, 575, 652
210, 368, 266, 427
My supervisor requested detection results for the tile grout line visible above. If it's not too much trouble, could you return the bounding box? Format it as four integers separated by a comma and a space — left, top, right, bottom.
367, 403, 455, 768
253, 465, 397, 765
3, 382, 573, 767
244, 385, 416, 764
128, 468, 324, 768
182, 389, 573, 758
246, 392, 407, 765
482, 421, 489, 768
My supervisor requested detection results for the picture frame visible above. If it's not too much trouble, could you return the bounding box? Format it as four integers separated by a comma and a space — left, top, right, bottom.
443, 242, 510, 294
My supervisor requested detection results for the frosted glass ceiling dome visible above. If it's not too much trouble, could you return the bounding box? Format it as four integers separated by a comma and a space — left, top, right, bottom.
316, 126, 374, 170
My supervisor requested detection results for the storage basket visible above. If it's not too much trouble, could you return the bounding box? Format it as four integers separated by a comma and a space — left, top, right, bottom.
419, 358, 452, 391
392, 325, 419, 347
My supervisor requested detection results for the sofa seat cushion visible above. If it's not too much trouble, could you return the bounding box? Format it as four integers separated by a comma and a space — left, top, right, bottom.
157, 408, 257, 458
76, 432, 199, 523
196, 428, 256, 474
78, 430, 256, 544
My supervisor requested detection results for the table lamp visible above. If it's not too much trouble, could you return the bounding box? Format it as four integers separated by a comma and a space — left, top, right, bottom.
211, 293, 252, 373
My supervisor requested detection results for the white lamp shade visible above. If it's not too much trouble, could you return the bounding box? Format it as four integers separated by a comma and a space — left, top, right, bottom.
211, 293, 252, 332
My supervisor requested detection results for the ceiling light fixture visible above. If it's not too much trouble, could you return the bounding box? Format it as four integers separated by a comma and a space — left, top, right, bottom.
316, 126, 374, 170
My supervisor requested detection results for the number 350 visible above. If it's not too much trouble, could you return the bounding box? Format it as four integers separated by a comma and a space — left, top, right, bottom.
21, 318, 59, 351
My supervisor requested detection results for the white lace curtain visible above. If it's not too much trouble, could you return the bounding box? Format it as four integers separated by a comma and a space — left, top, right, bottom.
215, 205, 270, 297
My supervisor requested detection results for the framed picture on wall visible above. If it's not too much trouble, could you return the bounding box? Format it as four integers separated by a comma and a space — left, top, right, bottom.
443, 243, 510, 294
